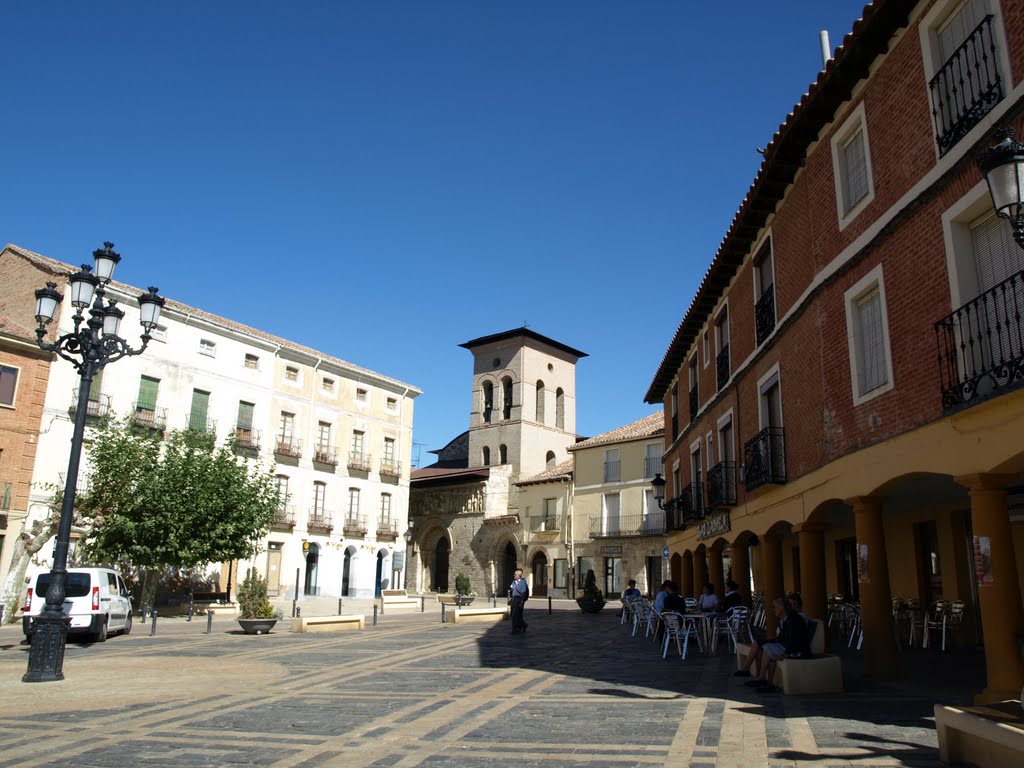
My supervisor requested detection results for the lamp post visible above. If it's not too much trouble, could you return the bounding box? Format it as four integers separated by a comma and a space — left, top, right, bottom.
403, 525, 413, 592
978, 126, 1024, 248
23, 242, 164, 683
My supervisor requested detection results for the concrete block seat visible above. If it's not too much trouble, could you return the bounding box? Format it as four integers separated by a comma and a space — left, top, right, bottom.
735, 618, 842, 695
451, 606, 508, 624
291, 614, 365, 633
935, 701, 1024, 768
380, 589, 420, 611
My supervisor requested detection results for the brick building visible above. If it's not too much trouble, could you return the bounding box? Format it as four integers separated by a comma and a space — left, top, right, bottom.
645, 0, 1024, 702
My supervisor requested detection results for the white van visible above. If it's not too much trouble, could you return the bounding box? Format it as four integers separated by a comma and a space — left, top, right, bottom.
22, 567, 133, 643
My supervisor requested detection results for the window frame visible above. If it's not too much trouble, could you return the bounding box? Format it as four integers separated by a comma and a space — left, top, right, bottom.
243, 353, 259, 370
830, 101, 876, 230
0, 364, 21, 408
843, 265, 896, 405
198, 338, 217, 357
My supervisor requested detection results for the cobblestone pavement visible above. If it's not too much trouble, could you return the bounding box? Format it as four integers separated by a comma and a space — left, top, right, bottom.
0, 605, 972, 767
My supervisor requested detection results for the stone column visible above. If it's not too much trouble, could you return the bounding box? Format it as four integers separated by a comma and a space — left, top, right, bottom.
708, 545, 726, 597
955, 474, 1024, 704
796, 522, 827, 627
847, 496, 899, 680
680, 551, 694, 597
762, 531, 784, 636
730, 539, 751, 604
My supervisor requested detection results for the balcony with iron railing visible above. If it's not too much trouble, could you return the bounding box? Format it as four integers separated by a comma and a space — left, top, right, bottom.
929, 14, 1003, 157
743, 427, 786, 492
313, 445, 338, 467
272, 504, 296, 530
307, 508, 333, 533
588, 512, 665, 538
531, 516, 559, 534
233, 426, 261, 453
706, 461, 737, 511
132, 403, 167, 432
69, 391, 111, 421
348, 452, 372, 473
377, 517, 398, 538
379, 458, 402, 479
716, 344, 730, 391
644, 456, 662, 478
667, 484, 705, 531
755, 285, 776, 346
274, 437, 302, 459
186, 414, 217, 434
671, 411, 679, 441
603, 459, 621, 483
689, 385, 698, 422
343, 514, 367, 536
935, 270, 1024, 411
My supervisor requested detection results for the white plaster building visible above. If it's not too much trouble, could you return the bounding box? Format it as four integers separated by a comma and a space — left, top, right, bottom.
0, 244, 420, 600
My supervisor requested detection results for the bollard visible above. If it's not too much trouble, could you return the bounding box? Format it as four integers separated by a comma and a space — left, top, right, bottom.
421, 595, 425, 613
548, 595, 552, 615
292, 599, 297, 618
456, 593, 462, 608
373, 604, 378, 626
140, 604, 147, 621
150, 610, 158, 637
380, 598, 384, 615
492, 592, 497, 607
338, 598, 343, 615
441, 603, 447, 623
0, 604, 4, 625
206, 609, 214, 635
187, 596, 194, 622
296, 606, 301, 618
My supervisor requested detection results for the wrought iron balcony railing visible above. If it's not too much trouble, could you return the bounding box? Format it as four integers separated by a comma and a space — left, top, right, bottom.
603, 460, 621, 483
377, 517, 398, 537
644, 456, 662, 478
186, 414, 216, 434
706, 461, 737, 511
69, 391, 111, 421
380, 459, 402, 478
755, 285, 776, 346
531, 516, 559, 533
233, 426, 261, 452
343, 514, 367, 535
935, 270, 1024, 411
743, 427, 786, 492
929, 15, 1002, 157
688, 385, 698, 423
313, 446, 338, 466
666, 484, 705, 531
716, 344, 730, 391
272, 504, 296, 529
307, 508, 333, 532
132, 403, 167, 431
348, 452, 371, 472
588, 512, 665, 538
274, 438, 302, 459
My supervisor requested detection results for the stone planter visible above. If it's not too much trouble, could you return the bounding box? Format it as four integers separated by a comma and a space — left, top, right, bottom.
237, 618, 278, 635
437, 595, 475, 606
576, 598, 606, 614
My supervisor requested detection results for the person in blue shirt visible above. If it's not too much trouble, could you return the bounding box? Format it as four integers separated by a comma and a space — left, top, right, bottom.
620, 579, 641, 620
508, 569, 529, 633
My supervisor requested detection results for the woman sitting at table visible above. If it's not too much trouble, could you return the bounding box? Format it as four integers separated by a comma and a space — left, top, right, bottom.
697, 582, 720, 612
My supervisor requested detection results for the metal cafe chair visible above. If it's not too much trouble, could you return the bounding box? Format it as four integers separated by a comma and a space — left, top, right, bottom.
711, 606, 750, 654
660, 610, 703, 660
920, 600, 950, 650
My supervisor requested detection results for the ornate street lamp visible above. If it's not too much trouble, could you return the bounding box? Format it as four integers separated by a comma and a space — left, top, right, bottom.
403, 527, 414, 546
24, 242, 164, 683
651, 473, 667, 509
978, 126, 1024, 249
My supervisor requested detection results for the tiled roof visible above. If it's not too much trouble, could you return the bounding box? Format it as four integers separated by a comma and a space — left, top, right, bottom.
459, 327, 588, 359
644, 0, 915, 403
4, 244, 422, 395
516, 459, 574, 487
410, 466, 491, 487
568, 412, 664, 451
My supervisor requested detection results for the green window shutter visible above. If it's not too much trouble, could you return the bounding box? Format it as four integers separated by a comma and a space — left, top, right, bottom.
137, 376, 159, 410
237, 401, 254, 430
190, 390, 210, 428
88, 368, 104, 402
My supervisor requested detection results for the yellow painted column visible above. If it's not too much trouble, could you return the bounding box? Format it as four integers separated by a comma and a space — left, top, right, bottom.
796, 523, 827, 626
730, 539, 751, 603
955, 473, 1024, 704
693, 547, 708, 598
680, 552, 694, 597
708, 545, 725, 597
848, 496, 899, 680
762, 532, 784, 636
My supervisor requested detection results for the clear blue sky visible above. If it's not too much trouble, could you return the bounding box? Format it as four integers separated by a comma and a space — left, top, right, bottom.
2, 1, 868, 465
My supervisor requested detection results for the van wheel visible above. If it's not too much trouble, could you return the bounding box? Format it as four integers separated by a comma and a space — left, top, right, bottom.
92, 619, 108, 643
122, 613, 132, 636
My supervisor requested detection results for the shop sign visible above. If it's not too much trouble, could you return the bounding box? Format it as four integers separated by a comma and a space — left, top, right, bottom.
600, 545, 623, 555
698, 512, 730, 540
393, 552, 405, 570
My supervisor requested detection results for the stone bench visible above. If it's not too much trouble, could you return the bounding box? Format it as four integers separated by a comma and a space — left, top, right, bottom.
451, 606, 508, 624
380, 589, 420, 611
290, 614, 365, 633
735, 619, 841, 695
936, 702, 1024, 767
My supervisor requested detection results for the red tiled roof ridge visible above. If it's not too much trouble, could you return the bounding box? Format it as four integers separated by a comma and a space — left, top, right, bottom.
4, 243, 422, 395
516, 458, 574, 486
569, 411, 664, 451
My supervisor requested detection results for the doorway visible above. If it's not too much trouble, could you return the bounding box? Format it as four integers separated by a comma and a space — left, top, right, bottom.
836, 538, 859, 601
375, 550, 385, 597
915, 521, 943, 605
500, 542, 518, 595
647, 556, 662, 597
342, 546, 355, 597
434, 537, 450, 592
304, 543, 320, 596
266, 542, 283, 596
531, 552, 548, 597
604, 556, 622, 598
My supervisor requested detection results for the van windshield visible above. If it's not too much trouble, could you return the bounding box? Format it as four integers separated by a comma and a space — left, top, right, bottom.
34, 573, 91, 598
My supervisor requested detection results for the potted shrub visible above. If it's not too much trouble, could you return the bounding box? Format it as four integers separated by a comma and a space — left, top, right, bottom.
576, 569, 606, 614
236, 572, 282, 634
437, 573, 476, 606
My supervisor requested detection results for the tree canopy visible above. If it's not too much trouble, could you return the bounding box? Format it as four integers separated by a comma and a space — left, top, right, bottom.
78, 417, 279, 569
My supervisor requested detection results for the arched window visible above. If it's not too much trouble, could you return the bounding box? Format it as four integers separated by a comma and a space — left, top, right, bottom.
501, 376, 513, 420
545, 450, 556, 467
499, 444, 508, 464
535, 380, 545, 424
555, 388, 565, 429
482, 381, 494, 423
482, 446, 491, 466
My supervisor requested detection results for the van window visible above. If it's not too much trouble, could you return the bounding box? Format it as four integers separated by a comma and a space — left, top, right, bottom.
107, 573, 118, 593
35, 572, 90, 598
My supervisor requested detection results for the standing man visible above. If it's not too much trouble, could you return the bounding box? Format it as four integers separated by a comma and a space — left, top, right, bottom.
509, 568, 529, 634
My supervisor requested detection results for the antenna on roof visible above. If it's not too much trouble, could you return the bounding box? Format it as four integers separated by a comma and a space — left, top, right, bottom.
819, 30, 832, 69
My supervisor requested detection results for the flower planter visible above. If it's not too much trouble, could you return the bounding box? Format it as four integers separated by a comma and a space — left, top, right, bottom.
576, 598, 606, 614
237, 618, 278, 635
437, 595, 475, 606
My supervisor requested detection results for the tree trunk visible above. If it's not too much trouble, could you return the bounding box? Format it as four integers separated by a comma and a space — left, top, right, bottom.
1, 514, 58, 624
140, 567, 161, 612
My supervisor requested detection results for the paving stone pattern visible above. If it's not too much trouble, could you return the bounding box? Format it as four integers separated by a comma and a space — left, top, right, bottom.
0, 607, 967, 767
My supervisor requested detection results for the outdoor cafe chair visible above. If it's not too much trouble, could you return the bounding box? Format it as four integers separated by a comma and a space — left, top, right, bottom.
920, 600, 951, 650
846, 604, 863, 650
660, 610, 703, 660
711, 606, 750, 654
620, 596, 637, 626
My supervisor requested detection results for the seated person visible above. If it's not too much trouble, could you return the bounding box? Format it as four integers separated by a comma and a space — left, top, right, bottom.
622, 579, 641, 600
662, 581, 686, 614
697, 582, 720, 612
742, 597, 811, 693
653, 580, 672, 613
722, 580, 742, 611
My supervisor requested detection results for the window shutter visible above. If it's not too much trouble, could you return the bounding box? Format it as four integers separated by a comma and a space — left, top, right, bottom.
237, 402, 254, 430
137, 376, 159, 410
842, 129, 869, 213
190, 390, 210, 423
856, 289, 888, 394
971, 212, 1024, 294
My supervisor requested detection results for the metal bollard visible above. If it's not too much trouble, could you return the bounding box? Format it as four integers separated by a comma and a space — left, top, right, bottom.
456, 593, 462, 608
373, 605, 378, 626
0, 604, 5, 625
548, 596, 552, 615
338, 598, 343, 615
206, 610, 214, 635
421, 595, 425, 613
492, 592, 497, 607
441, 603, 447, 623
187, 597, 194, 622
296, 606, 301, 618
292, 600, 297, 618
150, 610, 158, 637
380, 598, 384, 615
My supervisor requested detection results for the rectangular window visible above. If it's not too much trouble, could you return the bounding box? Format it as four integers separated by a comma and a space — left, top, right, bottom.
578, 557, 595, 589
645, 443, 662, 478
855, 289, 888, 395
553, 559, 568, 589
150, 324, 167, 341
702, 331, 710, 368
317, 421, 332, 451
313, 482, 326, 512
831, 102, 875, 227
603, 448, 621, 483
386, 396, 398, 411
543, 497, 557, 524
285, 366, 298, 382
348, 487, 360, 515
189, 389, 210, 430
278, 412, 294, 442
380, 492, 392, 519
322, 377, 334, 393
244, 353, 259, 369
841, 129, 869, 214
603, 492, 621, 534
136, 375, 159, 412
199, 339, 216, 357
754, 238, 777, 346
356, 387, 368, 403
0, 365, 20, 407
276, 475, 289, 509
236, 401, 255, 431
351, 430, 365, 456
715, 307, 730, 390
383, 437, 396, 462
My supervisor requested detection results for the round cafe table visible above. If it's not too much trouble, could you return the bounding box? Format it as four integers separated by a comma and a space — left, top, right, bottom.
690, 612, 722, 654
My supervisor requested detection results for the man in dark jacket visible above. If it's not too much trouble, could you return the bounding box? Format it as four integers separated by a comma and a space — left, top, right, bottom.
509, 569, 529, 634
745, 597, 810, 693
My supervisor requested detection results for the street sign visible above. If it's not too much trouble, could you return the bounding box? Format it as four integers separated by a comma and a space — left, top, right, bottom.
393, 552, 405, 570
662, 546, 670, 559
